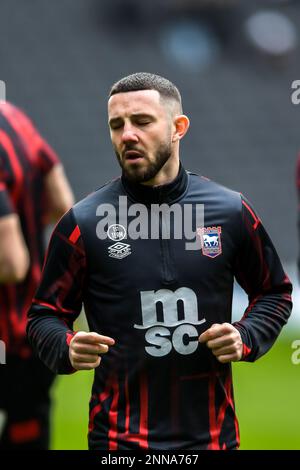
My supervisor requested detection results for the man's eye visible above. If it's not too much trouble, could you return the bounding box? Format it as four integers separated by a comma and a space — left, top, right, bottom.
137, 121, 150, 126
111, 123, 123, 130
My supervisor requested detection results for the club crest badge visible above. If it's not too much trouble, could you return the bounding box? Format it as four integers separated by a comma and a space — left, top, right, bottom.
197, 226, 222, 258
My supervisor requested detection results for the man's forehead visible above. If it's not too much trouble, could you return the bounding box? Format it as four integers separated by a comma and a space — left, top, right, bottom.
108, 89, 162, 115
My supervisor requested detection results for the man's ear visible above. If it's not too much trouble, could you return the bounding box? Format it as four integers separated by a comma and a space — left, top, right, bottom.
172, 115, 190, 142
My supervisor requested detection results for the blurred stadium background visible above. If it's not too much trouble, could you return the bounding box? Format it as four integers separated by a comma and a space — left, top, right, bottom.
1, 0, 300, 450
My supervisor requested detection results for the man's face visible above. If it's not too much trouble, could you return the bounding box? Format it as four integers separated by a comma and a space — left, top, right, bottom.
108, 89, 174, 183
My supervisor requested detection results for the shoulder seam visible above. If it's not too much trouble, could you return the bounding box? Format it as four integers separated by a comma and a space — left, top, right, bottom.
53, 208, 86, 255
94, 176, 121, 193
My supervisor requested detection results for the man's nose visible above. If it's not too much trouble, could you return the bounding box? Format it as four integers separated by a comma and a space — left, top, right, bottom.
121, 127, 139, 143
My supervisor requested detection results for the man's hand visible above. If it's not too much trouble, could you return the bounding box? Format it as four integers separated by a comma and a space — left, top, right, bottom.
199, 323, 243, 363
69, 331, 115, 370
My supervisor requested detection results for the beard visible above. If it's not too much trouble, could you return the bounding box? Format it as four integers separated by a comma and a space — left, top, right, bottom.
115, 141, 172, 184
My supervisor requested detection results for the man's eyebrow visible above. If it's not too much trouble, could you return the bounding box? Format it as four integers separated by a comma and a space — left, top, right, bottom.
130, 113, 155, 118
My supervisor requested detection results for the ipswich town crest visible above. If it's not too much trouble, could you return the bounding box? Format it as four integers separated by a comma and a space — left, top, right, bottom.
197, 226, 222, 258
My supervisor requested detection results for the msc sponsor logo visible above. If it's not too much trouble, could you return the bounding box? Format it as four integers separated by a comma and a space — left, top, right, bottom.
135, 287, 206, 357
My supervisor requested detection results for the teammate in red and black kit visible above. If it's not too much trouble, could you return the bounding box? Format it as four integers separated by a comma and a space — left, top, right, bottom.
27, 73, 292, 450
0, 101, 74, 449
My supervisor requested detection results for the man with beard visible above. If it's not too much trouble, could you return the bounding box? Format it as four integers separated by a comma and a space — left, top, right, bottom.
27, 73, 292, 450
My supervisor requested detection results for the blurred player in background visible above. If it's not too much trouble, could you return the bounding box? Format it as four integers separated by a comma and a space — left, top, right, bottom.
0, 101, 74, 449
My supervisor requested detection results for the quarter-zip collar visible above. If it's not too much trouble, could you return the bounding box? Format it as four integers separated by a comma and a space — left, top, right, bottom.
121, 162, 188, 204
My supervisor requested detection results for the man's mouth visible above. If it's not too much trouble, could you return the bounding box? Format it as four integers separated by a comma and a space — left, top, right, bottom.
124, 150, 144, 162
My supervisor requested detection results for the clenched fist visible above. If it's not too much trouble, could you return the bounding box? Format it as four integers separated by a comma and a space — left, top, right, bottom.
69, 331, 115, 371
199, 323, 243, 364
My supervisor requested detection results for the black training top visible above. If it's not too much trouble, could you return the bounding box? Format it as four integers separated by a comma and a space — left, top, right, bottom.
27, 164, 292, 450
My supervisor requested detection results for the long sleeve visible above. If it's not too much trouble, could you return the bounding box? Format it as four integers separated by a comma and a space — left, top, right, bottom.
233, 195, 293, 362
27, 208, 86, 374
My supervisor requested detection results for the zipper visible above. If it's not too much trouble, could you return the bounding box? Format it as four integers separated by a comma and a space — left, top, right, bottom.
159, 210, 177, 285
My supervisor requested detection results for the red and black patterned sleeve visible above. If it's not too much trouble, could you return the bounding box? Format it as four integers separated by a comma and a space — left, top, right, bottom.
233, 194, 293, 362
27, 208, 86, 374
37, 135, 60, 175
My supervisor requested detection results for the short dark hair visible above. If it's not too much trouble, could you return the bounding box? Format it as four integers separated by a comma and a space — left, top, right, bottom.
109, 72, 182, 111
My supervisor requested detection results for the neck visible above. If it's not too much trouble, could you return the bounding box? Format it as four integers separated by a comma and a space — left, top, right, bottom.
121, 161, 187, 205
